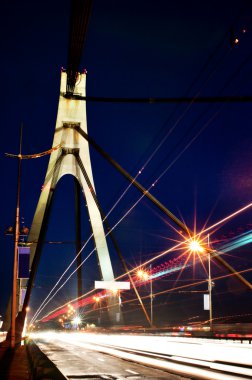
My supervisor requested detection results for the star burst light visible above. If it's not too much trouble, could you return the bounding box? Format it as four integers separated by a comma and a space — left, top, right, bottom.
188, 238, 205, 253
72, 316, 81, 325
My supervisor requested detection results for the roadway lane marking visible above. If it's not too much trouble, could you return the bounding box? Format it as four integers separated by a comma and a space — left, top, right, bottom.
126, 369, 139, 374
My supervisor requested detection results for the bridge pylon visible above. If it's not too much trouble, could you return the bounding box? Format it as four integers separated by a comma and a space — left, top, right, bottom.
24, 70, 119, 326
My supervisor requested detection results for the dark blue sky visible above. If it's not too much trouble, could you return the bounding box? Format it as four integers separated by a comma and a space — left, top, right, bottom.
1, 1, 252, 325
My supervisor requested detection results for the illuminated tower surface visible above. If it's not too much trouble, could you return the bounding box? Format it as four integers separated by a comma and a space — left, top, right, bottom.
28, 71, 115, 283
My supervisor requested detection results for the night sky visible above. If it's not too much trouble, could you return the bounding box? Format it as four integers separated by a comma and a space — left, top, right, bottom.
1, 1, 252, 326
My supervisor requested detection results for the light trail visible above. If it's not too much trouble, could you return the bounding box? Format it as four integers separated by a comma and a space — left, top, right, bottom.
105, 266, 252, 320
30, 128, 252, 322
36, 202, 252, 323
202, 203, 252, 235
29, 232, 95, 323
116, 203, 252, 281
38, 226, 252, 323
143, 267, 252, 301
31, 331, 252, 379
216, 230, 252, 253
30, 247, 95, 324
25, 11, 252, 327
149, 230, 252, 280
29, 69, 225, 324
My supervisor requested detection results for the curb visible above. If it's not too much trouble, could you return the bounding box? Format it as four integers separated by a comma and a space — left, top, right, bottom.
26, 339, 67, 379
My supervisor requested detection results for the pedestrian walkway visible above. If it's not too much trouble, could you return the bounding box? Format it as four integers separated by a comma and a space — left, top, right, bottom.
0, 342, 31, 379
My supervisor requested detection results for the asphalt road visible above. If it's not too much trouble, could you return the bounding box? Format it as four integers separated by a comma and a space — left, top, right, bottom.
34, 335, 187, 379
32, 331, 252, 380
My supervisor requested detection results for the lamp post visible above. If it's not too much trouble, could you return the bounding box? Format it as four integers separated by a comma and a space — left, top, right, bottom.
207, 235, 213, 332
189, 237, 213, 332
137, 265, 153, 326
10, 127, 23, 348
149, 264, 153, 327
5, 134, 61, 345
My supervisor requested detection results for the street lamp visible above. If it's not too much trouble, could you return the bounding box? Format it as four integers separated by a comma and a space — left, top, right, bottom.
188, 237, 213, 331
137, 265, 153, 326
189, 239, 204, 253
207, 234, 213, 332
72, 316, 81, 329
8, 127, 23, 348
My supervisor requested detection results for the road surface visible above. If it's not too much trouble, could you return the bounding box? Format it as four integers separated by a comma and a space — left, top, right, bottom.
31, 331, 252, 380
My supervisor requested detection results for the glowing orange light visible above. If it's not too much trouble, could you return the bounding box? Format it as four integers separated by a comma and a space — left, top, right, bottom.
143, 272, 149, 280
137, 269, 149, 281
188, 239, 204, 253
137, 269, 144, 278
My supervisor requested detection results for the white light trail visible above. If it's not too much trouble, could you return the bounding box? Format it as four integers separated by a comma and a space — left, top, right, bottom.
150, 230, 252, 280
35, 202, 252, 323
31, 332, 252, 379
202, 203, 252, 234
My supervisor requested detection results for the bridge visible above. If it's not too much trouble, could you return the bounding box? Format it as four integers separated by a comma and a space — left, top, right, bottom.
1, 0, 252, 378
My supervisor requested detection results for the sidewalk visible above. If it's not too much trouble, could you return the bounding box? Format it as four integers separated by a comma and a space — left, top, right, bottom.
0, 342, 31, 379
0, 338, 67, 380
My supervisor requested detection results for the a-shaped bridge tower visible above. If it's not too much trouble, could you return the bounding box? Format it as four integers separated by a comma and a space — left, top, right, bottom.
24, 70, 117, 323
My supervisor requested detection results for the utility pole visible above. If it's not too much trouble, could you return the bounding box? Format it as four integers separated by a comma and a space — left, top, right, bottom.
6, 131, 61, 343
10, 125, 23, 348
208, 234, 213, 332
150, 264, 153, 327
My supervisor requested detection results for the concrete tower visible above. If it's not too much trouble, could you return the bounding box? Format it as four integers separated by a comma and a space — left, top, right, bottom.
27, 71, 116, 321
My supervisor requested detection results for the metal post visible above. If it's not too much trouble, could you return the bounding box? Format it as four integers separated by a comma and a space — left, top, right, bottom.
150, 264, 153, 327
10, 125, 22, 348
208, 235, 213, 332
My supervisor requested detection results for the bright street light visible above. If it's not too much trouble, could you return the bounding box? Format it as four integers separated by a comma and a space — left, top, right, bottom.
137, 269, 149, 281
188, 239, 205, 253
187, 235, 213, 332
72, 316, 81, 328
137, 266, 153, 326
